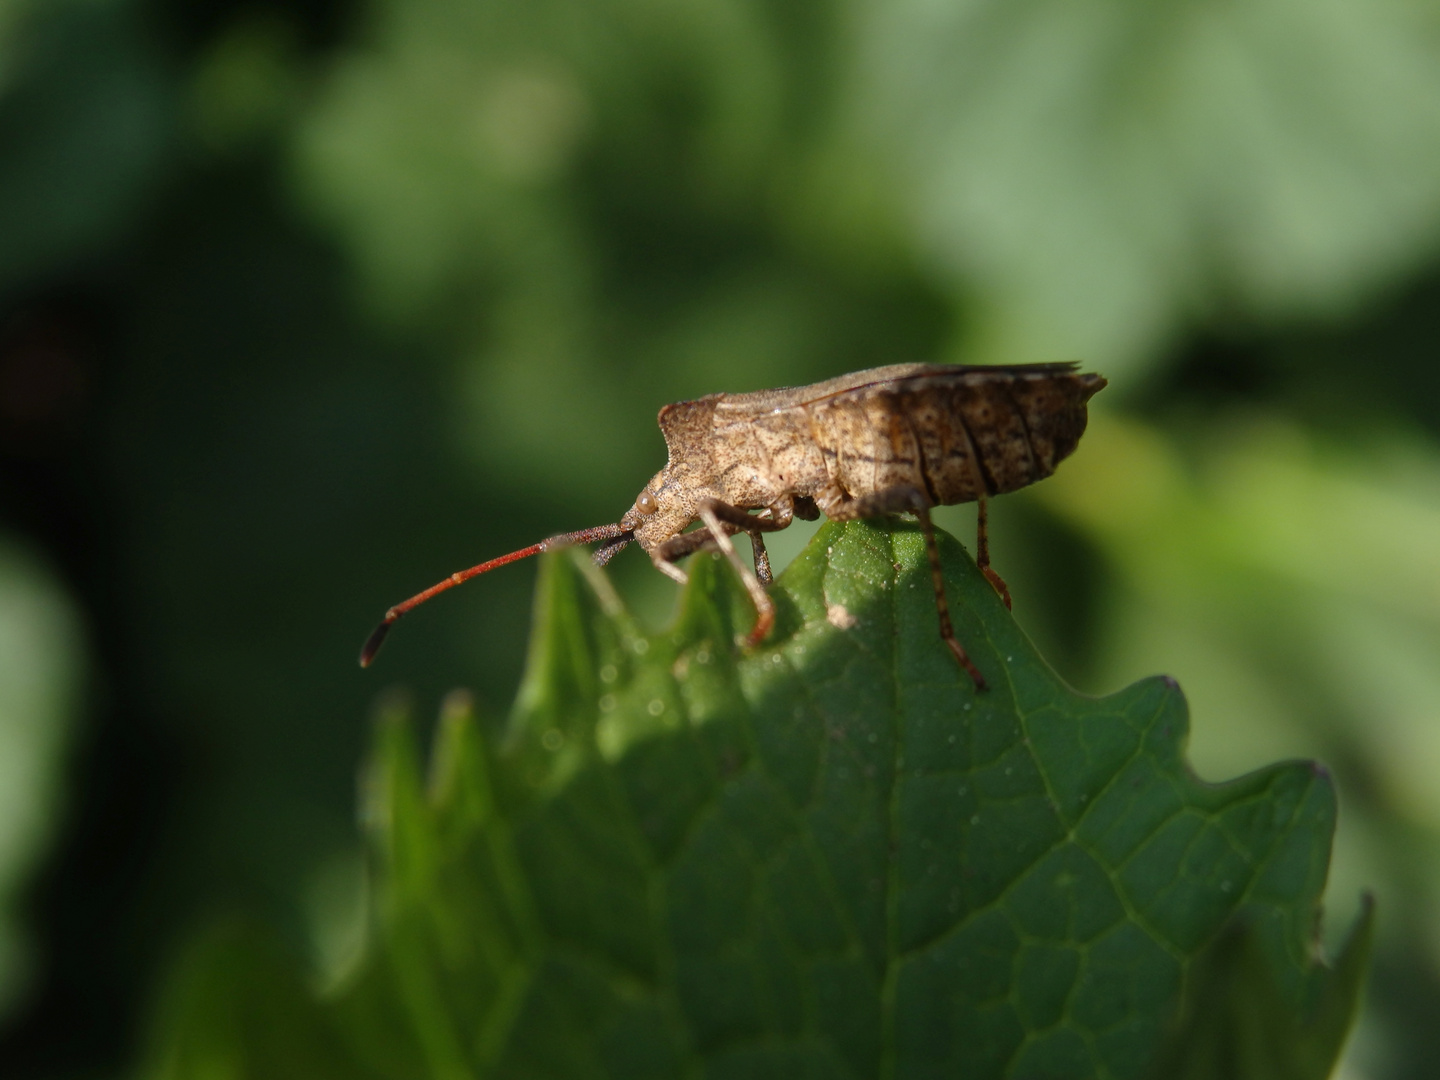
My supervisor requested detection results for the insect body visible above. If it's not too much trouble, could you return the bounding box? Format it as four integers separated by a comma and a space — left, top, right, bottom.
361, 363, 1106, 690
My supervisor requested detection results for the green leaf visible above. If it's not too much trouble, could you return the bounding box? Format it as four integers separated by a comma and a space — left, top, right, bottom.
145, 920, 372, 1080
144, 519, 1367, 1079
1147, 897, 1373, 1080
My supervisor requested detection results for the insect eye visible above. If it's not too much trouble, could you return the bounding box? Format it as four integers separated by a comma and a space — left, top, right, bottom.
637, 490, 659, 515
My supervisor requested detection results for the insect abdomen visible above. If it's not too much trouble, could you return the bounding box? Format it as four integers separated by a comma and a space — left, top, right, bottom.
913, 370, 1103, 502
807, 368, 1104, 507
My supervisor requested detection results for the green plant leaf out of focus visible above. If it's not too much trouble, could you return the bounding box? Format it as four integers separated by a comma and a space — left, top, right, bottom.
144, 520, 1370, 1079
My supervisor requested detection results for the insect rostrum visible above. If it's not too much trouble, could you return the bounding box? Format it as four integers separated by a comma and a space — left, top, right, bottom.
361, 363, 1106, 690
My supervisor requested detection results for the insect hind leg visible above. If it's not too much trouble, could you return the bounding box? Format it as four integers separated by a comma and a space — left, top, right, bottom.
913, 502, 988, 691
832, 485, 988, 692
975, 495, 1012, 610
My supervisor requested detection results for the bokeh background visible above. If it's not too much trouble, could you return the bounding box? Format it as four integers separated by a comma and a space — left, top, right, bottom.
2, 0, 1439, 1075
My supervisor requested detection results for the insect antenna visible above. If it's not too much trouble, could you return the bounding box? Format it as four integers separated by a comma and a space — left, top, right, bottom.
360, 522, 631, 667
592, 531, 633, 566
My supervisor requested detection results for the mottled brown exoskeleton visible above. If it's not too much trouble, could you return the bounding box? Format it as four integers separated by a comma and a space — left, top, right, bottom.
361, 363, 1106, 690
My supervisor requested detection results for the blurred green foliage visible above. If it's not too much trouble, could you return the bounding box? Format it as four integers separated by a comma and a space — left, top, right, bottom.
0, 0, 1438, 1075
145, 526, 1370, 1078
0, 0, 172, 294
849, 0, 1440, 370
0, 542, 83, 1018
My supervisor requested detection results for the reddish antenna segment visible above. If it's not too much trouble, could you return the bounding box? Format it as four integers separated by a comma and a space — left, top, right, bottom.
359, 523, 630, 667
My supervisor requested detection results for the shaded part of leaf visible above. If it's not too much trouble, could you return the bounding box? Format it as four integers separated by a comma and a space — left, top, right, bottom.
329, 953, 434, 1080
355, 706, 542, 1078
1072, 922, 1182, 1074
1005, 844, 1127, 945
705, 1038, 858, 1080
490, 953, 685, 1080
499, 551, 668, 987
361, 708, 482, 1079
502, 549, 618, 803
1146, 896, 1375, 1080
812, 955, 883, 1078
891, 908, 1021, 1069
511, 763, 660, 982
143, 919, 375, 1080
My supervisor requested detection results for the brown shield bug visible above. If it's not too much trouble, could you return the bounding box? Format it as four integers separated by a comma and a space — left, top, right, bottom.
360, 363, 1106, 690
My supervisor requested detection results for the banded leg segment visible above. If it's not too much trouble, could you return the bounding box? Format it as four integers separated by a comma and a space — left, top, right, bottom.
975, 496, 1012, 610
650, 498, 797, 646
913, 503, 988, 691
828, 484, 988, 691
695, 498, 795, 646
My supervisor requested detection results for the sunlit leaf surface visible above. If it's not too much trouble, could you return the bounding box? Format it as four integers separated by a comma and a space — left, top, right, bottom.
149, 521, 1366, 1078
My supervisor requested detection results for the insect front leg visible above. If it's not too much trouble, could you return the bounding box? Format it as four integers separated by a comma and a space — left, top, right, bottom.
697, 499, 795, 647
653, 525, 731, 584
975, 495, 1012, 610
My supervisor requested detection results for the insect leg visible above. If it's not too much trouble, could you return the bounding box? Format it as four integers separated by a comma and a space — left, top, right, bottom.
657, 528, 722, 563
975, 496, 1012, 610
835, 485, 988, 691
703, 497, 796, 534
912, 501, 989, 692
706, 497, 802, 589
653, 526, 728, 584
698, 500, 779, 647
751, 496, 809, 585
751, 532, 773, 585
654, 558, 691, 586
592, 532, 634, 567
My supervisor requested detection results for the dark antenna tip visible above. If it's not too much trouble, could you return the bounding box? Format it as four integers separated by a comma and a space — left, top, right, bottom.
359, 619, 393, 668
